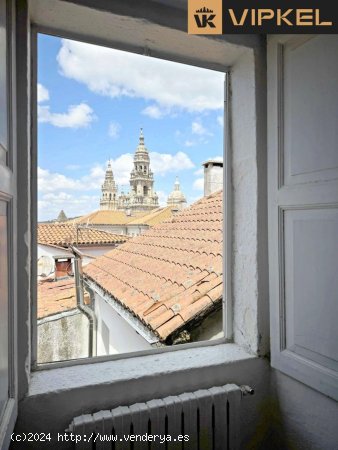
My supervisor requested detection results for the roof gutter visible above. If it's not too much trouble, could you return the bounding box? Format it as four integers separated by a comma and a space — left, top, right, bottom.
71, 246, 97, 357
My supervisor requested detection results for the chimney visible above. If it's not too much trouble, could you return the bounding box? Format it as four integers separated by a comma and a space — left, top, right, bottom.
54, 257, 73, 280
202, 159, 223, 196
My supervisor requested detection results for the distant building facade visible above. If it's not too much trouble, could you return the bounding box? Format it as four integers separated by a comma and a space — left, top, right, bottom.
100, 129, 159, 213
99, 161, 118, 210
167, 177, 187, 211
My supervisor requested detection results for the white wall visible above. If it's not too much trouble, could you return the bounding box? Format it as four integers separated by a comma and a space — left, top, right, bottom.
78, 245, 117, 258
271, 370, 338, 450
38, 311, 89, 364
84, 224, 149, 236
95, 293, 152, 356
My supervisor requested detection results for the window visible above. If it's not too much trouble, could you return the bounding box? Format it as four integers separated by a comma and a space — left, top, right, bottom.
35, 33, 226, 365
3, 0, 268, 445
11, 0, 267, 379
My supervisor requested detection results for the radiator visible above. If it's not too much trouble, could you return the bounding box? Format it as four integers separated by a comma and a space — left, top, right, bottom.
67, 384, 250, 450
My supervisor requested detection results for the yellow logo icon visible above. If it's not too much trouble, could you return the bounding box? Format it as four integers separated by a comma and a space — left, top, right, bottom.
188, 0, 222, 34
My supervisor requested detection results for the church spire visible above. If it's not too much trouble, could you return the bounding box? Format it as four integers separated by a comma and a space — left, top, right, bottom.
136, 128, 148, 154
100, 160, 118, 210
139, 128, 144, 145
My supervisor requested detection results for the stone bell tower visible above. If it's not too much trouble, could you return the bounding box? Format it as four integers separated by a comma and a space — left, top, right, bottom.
100, 160, 118, 210
125, 129, 159, 213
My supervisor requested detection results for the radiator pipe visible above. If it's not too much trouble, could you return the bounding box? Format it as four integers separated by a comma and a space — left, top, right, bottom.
72, 245, 97, 358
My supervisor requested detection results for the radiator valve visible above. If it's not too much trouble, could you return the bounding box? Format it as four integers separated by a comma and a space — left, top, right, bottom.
240, 385, 254, 396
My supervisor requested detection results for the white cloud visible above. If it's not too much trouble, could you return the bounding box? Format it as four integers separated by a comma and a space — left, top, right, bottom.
108, 121, 121, 138
87, 151, 195, 186
38, 192, 98, 221
156, 190, 168, 207
191, 120, 212, 136
184, 140, 195, 147
37, 83, 49, 103
193, 178, 204, 191
38, 166, 104, 194
142, 105, 165, 119
107, 154, 134, 185
211, 155, 223, 162
150, 151, 194, 175
38, 148, 194, 219
38, 103, 95, 128
38, 167, 86, 193
217, 115, 223, 127
39, 149, 194, 198
66, 164, 81, 170
194, 168, 204, 176
57, 39, 224, 113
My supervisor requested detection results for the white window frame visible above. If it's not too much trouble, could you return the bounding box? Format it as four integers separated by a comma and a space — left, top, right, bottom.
30, 26, 230, 369
16, 0, 268, 387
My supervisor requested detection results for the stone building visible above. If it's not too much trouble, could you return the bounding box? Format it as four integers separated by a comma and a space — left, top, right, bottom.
100, 129, 159, 213
99, 161, 118, 210
167, 176, 187, 211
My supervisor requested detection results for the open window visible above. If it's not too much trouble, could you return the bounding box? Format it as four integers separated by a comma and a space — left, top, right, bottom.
35, 33, 227, 365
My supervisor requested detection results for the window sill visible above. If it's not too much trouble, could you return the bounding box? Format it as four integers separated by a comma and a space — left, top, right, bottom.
29, 344, 255, 397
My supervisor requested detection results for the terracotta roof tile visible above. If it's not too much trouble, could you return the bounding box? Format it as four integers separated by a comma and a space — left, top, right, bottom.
37, 278, 77, 319
156, 315, 185, 340
179, 295, 213, 323
38, 223, 128, 247
84, 191, 223, 341
127, 206, 174, 226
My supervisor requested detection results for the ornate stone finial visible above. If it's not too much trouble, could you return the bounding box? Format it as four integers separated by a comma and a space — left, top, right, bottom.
174, 176, 180, 190
139, 128, 144, 145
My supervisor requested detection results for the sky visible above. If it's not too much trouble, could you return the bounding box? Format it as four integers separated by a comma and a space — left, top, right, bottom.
38, 34, 224, 221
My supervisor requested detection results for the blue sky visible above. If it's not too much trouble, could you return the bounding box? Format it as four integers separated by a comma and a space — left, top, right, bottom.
38, 34, 224, 221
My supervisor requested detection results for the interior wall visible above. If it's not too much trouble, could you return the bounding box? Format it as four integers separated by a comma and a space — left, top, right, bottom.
13, 357, 273, 450
271, 370, 338, 450
230, 47, 269, 356
13, 2, 337, 450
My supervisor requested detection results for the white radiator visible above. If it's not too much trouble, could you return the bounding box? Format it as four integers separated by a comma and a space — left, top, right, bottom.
67, 384, 251, 450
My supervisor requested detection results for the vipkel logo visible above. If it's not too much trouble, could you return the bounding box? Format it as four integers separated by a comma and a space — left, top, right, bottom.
188, 0, 334, 34
188, 0, 222, 34
194, 7, 216, 28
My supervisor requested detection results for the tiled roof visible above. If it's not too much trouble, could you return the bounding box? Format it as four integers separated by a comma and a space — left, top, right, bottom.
38, 278, 77, 319
128, 206, 175, 226
38, 223, 129, 247
73, 210, 146, 225
84, 191, 223, 342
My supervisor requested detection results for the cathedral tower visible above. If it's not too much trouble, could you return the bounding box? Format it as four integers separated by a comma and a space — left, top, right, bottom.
167, 177, 187, 211
100, 161, 118, 210
124, 129, 159, 213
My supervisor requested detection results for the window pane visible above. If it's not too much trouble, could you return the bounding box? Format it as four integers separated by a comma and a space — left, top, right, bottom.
37, 34, 224, 363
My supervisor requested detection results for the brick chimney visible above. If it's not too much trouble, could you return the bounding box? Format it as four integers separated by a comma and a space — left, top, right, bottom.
202, 159, 223, 196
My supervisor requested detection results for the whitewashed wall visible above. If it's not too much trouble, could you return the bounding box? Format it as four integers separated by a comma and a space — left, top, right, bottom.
94, 293, 152, 356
